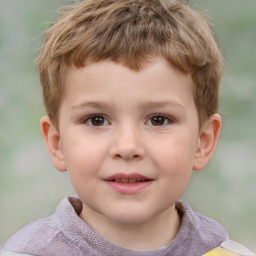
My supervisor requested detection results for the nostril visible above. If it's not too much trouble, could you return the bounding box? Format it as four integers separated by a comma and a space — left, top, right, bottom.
109, 134, 145, 160
111, 149, 145, 160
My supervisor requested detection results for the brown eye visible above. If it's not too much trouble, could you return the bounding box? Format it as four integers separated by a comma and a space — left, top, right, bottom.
151, 116, 165, 126
91, 116, 104, 126
86, 115, 109, 126
147, 115, 171, 126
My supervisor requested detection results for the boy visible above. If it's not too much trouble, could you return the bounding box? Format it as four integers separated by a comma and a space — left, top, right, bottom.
3, 0, 255, 255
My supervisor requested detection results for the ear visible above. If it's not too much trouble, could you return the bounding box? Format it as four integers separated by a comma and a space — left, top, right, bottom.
40, 115, 67, 172
193, 114, 221, 171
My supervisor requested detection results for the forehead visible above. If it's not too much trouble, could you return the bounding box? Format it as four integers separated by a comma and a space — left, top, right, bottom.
59, 57, 197, 123
64, 56, 194, 95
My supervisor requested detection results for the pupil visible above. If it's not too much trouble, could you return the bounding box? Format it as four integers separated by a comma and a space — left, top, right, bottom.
92, 116, 104, 126
152, 116, 164, 126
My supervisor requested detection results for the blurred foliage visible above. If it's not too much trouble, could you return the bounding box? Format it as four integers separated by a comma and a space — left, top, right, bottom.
0, 0, 255, 251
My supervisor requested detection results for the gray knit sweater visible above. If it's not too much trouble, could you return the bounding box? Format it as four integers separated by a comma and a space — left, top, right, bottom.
5, 196, 229, 256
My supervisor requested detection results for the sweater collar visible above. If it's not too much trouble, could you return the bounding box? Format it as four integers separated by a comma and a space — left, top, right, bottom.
54, 196, 228, 256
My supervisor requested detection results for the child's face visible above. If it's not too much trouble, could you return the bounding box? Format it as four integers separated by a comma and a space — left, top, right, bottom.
44, 56, 213, 226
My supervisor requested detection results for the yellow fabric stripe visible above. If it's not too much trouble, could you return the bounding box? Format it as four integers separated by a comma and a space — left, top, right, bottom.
203, 247, 240, 256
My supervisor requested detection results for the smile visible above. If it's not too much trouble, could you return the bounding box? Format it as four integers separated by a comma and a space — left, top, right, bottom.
104, 173, 154, 194
110, 178, 150, 183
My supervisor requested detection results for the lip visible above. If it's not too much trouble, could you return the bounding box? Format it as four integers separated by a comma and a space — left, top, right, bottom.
104, 173, 154, 194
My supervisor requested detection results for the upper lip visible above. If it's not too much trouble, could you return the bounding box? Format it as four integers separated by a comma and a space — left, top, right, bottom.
104, 173, 153, 182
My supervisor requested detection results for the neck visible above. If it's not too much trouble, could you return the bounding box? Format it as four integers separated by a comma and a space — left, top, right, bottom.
79, 204, 181, 251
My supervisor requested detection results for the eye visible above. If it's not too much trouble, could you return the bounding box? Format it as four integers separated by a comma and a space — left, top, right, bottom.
84, 115, 109, 126
147, 115, 172, 126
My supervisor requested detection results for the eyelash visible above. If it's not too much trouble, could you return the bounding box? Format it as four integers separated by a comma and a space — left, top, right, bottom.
146, 114, 174, 126
82, 114, 110, 126
82, 113, 174, 127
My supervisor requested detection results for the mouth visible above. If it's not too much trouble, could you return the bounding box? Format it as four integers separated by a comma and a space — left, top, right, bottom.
104, 173, 153, 183
108, 178, 150, 183
104, 173, 154, 194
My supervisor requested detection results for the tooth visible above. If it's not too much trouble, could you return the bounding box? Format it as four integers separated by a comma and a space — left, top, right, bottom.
113, 178, 147, 183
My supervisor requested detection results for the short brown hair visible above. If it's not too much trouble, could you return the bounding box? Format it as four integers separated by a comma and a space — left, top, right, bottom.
37, 0, 224, 127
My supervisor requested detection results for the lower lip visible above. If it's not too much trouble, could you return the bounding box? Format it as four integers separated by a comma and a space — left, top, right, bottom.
105, 181, 153, 194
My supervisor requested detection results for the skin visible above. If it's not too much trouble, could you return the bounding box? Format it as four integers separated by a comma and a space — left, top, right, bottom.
41, 56, 221, 250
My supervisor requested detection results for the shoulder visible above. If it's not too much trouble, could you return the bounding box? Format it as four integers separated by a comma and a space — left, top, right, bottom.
4, 196, 83, 256
176, 201, 229, 241
203, 240, 256, 256
4, 215, 60, 254
1, 251, 32, 256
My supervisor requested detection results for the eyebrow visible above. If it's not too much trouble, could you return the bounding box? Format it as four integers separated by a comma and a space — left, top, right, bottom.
71, 101, 114, 110
72, 99, 185, 111
140, 100, 185, 110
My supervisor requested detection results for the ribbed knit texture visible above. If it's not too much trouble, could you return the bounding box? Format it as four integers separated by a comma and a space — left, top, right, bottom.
5, 196, 229, 256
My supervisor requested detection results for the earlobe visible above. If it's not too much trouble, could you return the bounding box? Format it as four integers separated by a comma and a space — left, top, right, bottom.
40, 115, 67, 172
193, 114, 221, 171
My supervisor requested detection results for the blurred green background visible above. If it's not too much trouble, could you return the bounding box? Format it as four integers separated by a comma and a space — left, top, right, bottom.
0, 0, 255, 252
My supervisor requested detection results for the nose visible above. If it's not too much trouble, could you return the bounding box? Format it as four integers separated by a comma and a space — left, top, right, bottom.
110, 125, 145, 161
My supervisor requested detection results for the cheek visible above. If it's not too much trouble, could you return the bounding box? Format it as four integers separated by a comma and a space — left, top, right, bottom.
64, 147, 102, 197
153, 136, 196, 170
62, 136, 108, 178
150, 134, 197, 194
156, 144, 194, 200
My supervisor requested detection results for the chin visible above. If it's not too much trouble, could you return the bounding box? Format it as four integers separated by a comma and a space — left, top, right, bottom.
107, 209, 154, 225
